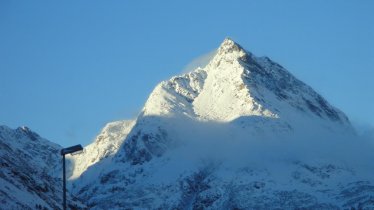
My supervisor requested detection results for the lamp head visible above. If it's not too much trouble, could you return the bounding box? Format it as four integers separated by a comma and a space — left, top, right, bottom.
61, 144, 83, 155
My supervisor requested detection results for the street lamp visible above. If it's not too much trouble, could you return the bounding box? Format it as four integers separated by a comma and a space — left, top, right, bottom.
61, 144, 83, 210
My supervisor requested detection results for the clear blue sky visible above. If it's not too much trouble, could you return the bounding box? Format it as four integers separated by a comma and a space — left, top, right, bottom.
1, 0, 373, 147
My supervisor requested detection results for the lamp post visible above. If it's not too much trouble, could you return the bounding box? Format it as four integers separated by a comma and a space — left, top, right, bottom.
61, 144, 83, 210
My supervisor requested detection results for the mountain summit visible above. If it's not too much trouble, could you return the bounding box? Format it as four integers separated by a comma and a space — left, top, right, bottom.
213, 38, 247, 64
142, 38, 350, 128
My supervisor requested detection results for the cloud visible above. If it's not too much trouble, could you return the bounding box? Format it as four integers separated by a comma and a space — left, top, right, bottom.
157, 115, 374, 179
351, 120, 374, 135
65, 126, 77, 142
181, 49, 217, 73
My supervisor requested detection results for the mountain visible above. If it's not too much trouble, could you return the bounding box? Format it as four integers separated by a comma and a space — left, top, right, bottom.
0, 126, 85, 209
143, 38, 349, 126
2, 38, 373, 209
68, 38, 374, 209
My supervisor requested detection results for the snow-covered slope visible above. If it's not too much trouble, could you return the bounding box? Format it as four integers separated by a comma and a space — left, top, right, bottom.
68, 38, 374, 209
0, 126, 84, 210
68, 120, 135, 180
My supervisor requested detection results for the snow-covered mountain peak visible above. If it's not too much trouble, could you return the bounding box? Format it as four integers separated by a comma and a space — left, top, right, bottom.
19, 125, 30, 131
207, 38, 247, 72
141, 38, 351, 129
217, 38, 244, 55
15, 125, 41, 141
